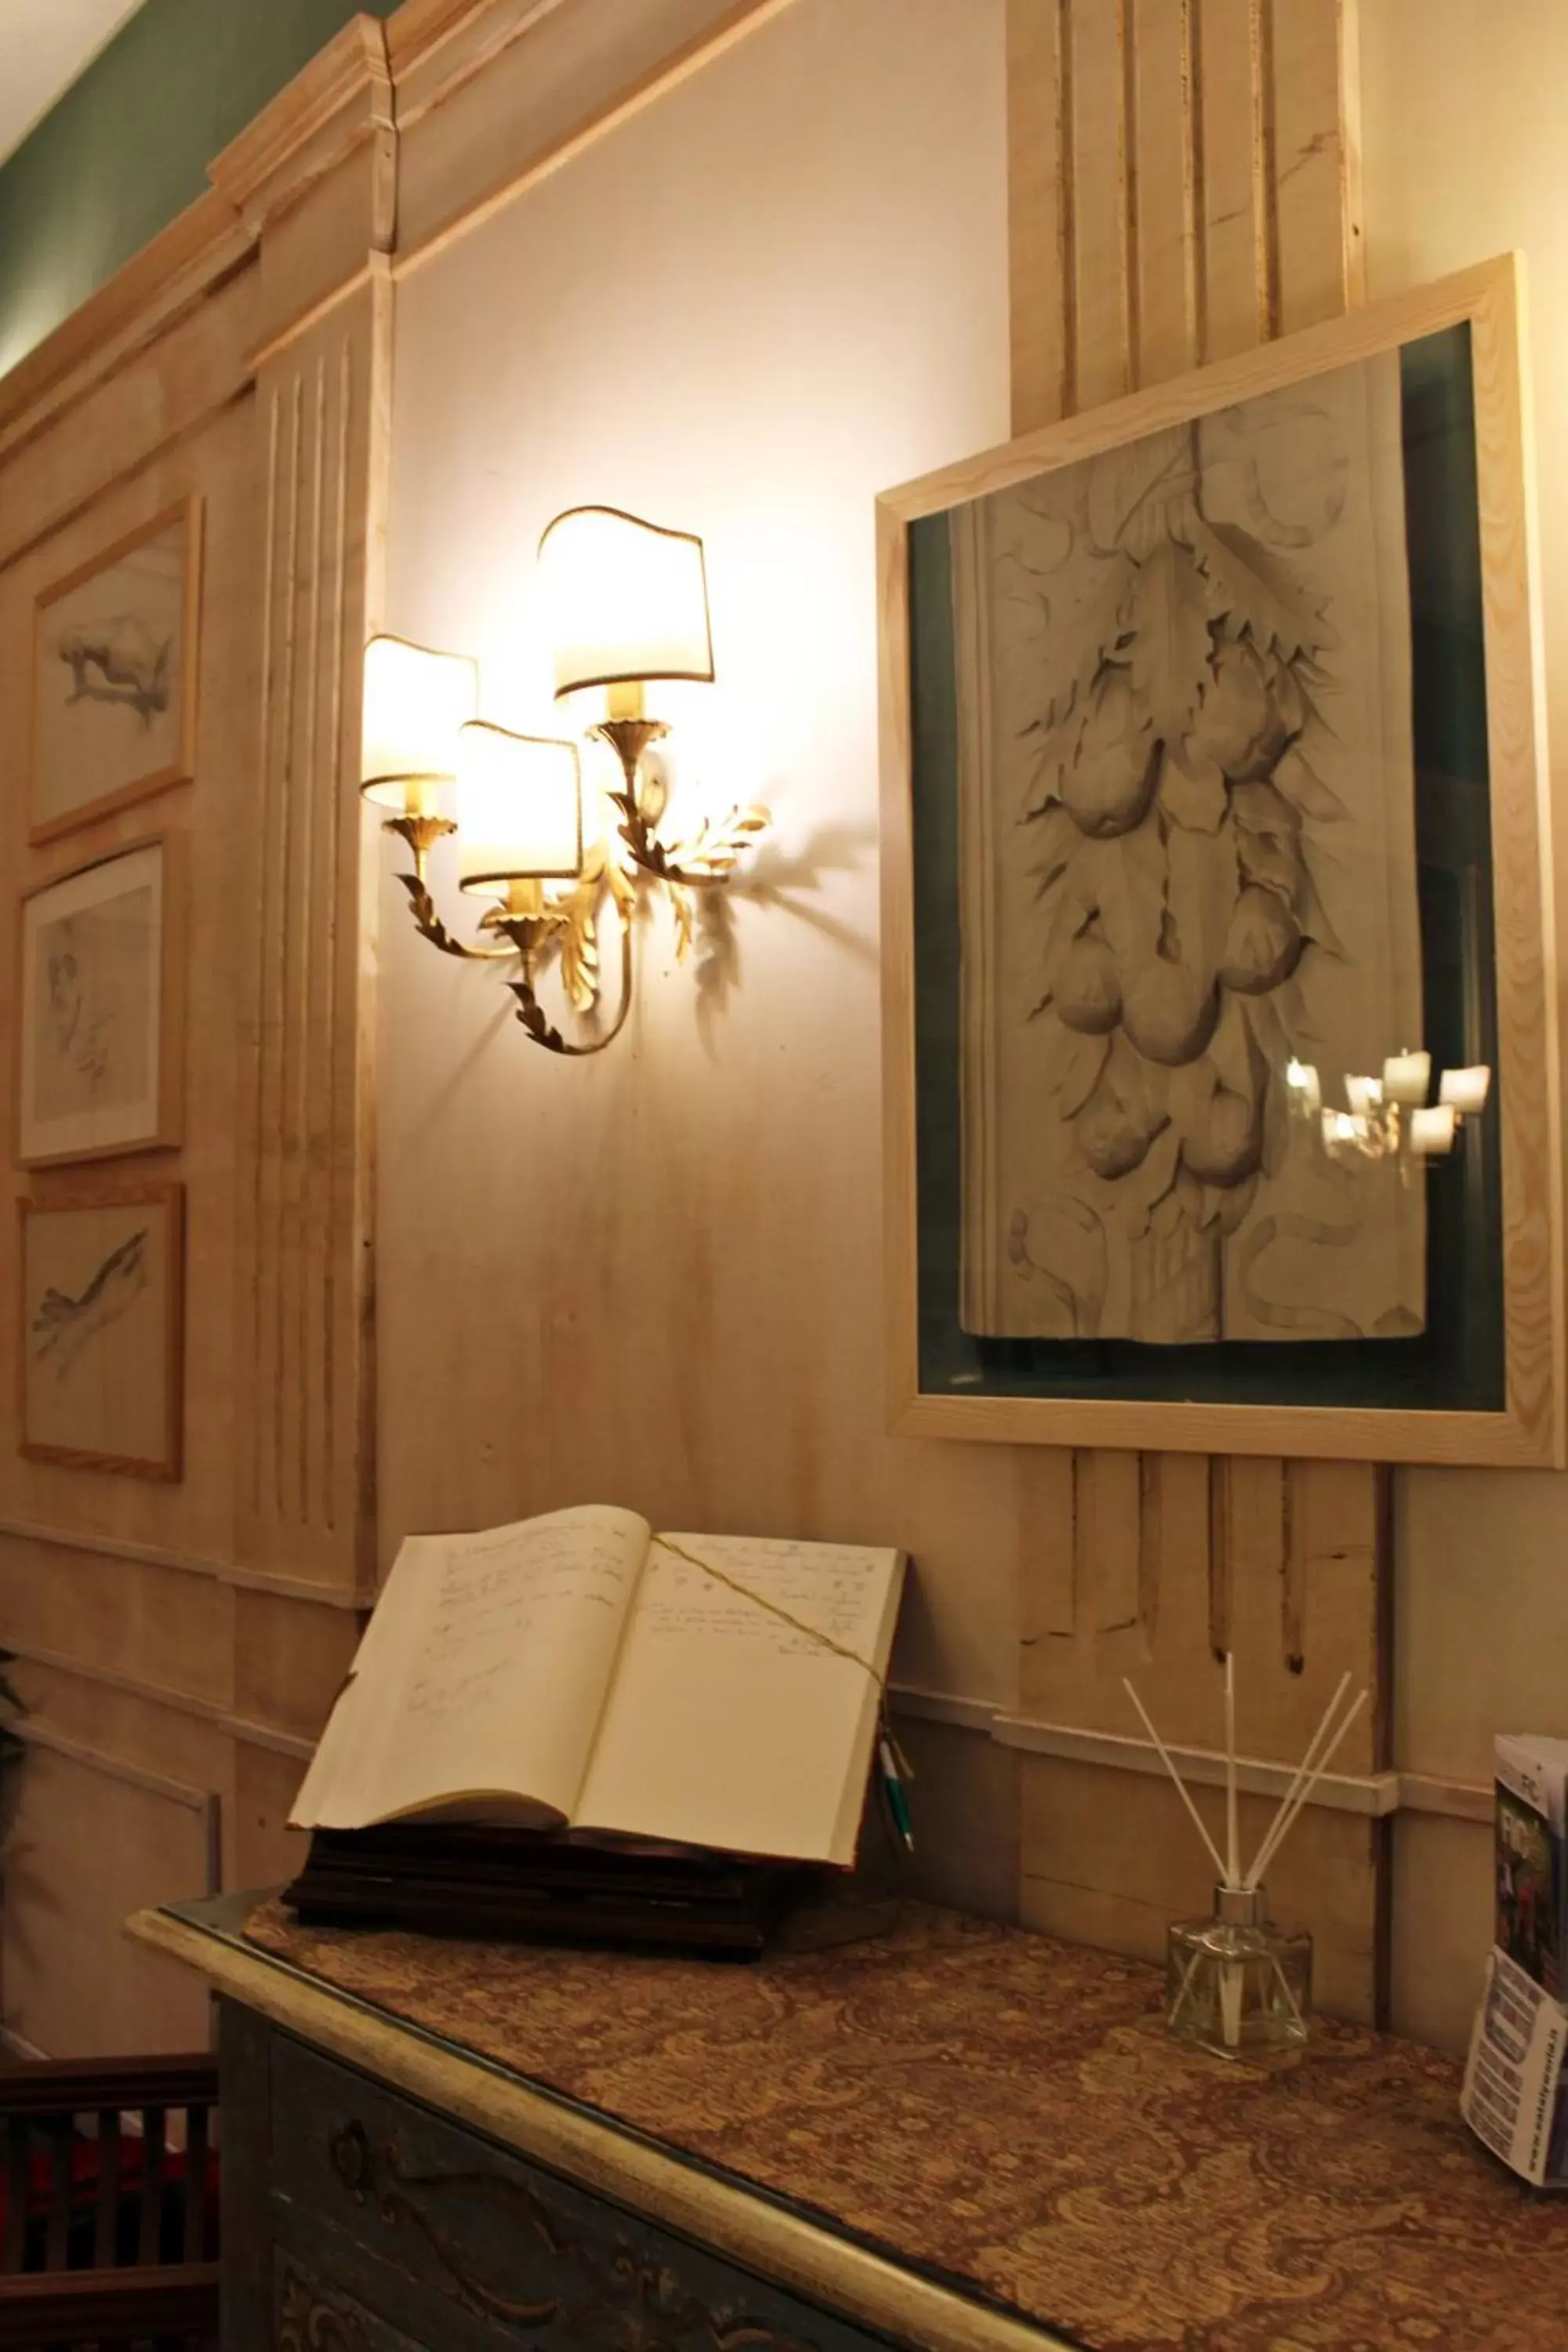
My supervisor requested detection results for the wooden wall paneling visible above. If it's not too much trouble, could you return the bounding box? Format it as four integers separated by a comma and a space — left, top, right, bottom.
1, 1739, 217, 2059
0, 25, 401, 2055
234, 277, 389, 1594
0, 272, 256, 579
5, 1660, 238, 1808
1005, 0, 1067, 434
230, 1740, 310, 1894
1271, 0, 1364, 330
0, 1542, 234, 1714
1195, 0, 1274, 358
1389, 1810, 1493, 2056
230, 1590, 364, 1748
1020, 1755, 1377, 2017
1006, 0, 1388, 2015
391, 0, 800, 275
1130, 0, 1199, 384
1062, 0, 1131, 415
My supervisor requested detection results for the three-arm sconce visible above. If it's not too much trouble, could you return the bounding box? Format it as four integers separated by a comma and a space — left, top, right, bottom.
360, 508, 769, 1056
1287, 1051, 1492, 1167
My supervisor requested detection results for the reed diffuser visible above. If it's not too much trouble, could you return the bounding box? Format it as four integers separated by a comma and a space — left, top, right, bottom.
1124, 1661, 1368, 2062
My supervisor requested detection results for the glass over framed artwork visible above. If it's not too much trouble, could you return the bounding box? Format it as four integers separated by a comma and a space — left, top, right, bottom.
17, 1182, 184, 1481
16, 836, 186, 1169
29, 498, 203, 847
878, 256, 1562, 1465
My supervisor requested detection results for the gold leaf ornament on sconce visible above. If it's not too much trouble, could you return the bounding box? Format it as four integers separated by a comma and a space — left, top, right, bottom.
360, 509, 771, 1056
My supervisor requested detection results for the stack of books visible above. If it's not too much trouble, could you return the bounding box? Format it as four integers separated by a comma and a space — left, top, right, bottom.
1461, 1734, 1568, 2184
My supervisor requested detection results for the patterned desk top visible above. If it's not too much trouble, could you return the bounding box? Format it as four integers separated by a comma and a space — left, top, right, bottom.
194, 1893, 1568, 2352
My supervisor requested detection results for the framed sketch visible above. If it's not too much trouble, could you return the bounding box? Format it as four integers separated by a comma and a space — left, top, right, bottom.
16, 837, 185, 1169
879, 254, 1562, 1466
29, 498, 202, 845
18, 1183, 184, 1480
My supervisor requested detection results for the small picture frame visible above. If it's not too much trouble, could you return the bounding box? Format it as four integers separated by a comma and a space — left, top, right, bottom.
29, 498, 203, 846
18, 1183, 184, 1480
16, 836, 186, 1170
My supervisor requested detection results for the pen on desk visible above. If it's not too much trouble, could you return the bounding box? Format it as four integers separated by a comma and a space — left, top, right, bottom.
880, 1733, 915, 1854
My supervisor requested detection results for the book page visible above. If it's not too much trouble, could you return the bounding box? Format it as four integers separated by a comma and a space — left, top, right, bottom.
574, 1534, 905, 1864
292, 1505, 650, 1830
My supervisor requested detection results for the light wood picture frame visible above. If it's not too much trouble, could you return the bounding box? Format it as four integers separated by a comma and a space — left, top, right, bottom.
17, 1182, 184, 1481
16, 834, 187, 1170
29, 497, 203, 846
879, 255, 1562, 1467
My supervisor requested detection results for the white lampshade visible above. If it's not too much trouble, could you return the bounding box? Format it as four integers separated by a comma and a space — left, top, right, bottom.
1439, 1065, 1492, 1115
456, 722, 583, 895
1381, 1049, 1432, 1108
1410, 1105, 1458, 1156
538, 506, 714, 699
361, 635, 478, 811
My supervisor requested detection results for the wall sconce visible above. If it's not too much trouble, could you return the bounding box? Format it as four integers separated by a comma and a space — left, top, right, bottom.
1287, 1051, 1491, 1167
361, 510, 769, 1057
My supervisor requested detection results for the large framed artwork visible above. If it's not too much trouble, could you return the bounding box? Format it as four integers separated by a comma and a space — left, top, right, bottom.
18, 1183, 184, 1480
29, 499, 202, 845
879, 256, 1562, 1465
16, 837, 186, 1169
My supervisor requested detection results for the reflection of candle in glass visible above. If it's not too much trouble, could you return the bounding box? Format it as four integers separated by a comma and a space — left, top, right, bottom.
1323, 1109, 1364, 1152
1410, 1105, 1457, 1156
1345, 1075, 1384, 1118
1287, 1058, 1321, 1114
1439, 1065, 1492, 1115
1382, 1049, 1432, 1106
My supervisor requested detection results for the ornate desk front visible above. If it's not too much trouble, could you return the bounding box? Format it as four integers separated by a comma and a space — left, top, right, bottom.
130, 1892, 1568, 2352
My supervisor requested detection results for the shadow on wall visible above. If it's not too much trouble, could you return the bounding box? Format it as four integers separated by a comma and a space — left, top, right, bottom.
693, 820, 880, 1050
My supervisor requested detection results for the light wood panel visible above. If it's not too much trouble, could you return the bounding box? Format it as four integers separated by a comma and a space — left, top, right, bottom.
234, 282, 389, 1592
2, 1741, 216, 2058
391, 0, 800, 274
1000, 0, 1392, 2015
0, 14, 398, 2054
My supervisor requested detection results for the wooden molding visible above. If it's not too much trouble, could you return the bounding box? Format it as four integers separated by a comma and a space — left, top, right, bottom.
0, 195, 251, 461
7, 1639, 324, 1763
0, 1515, 365, 1607
390, 0, 800, 275
892, 1685, 1493, 1829
386, 0, 568, 115
207, 13, 395, 241
15, 1719, 217, 1819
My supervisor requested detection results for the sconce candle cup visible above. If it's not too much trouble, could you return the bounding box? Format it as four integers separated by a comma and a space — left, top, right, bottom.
1284, 1047, 1493, 1171
359, 507, 768, 1057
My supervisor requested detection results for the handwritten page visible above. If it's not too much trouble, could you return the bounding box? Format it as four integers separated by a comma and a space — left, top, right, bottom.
292, 1505, 650, 1829
575, 1534, 906, 1863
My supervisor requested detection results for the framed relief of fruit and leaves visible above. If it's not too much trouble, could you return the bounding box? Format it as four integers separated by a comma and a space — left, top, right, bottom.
879, 255, 1562, 1465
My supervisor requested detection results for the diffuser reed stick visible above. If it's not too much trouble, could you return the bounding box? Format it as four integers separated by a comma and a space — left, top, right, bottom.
1121, 1677, 1228, 1883
1245, 1686, 1369, 1891
1126, 1657, 1368, 2058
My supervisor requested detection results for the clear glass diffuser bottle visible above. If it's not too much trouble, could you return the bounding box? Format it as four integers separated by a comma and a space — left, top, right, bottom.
1166, 1885, 1312, 2063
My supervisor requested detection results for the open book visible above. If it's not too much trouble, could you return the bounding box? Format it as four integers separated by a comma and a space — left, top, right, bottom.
292, 1506, 907, 1868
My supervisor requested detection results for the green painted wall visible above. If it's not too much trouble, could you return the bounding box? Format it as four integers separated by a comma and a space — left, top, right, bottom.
0, 0, 400, 379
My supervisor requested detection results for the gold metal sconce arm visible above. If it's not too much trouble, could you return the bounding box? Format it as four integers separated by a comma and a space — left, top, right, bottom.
373, 709, 768, 1059
609, 791, 771, 891
381, 811, 634, 1054
502, 909, 635, 1058
383, 815, 517, 964
594, 719, 770, 891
